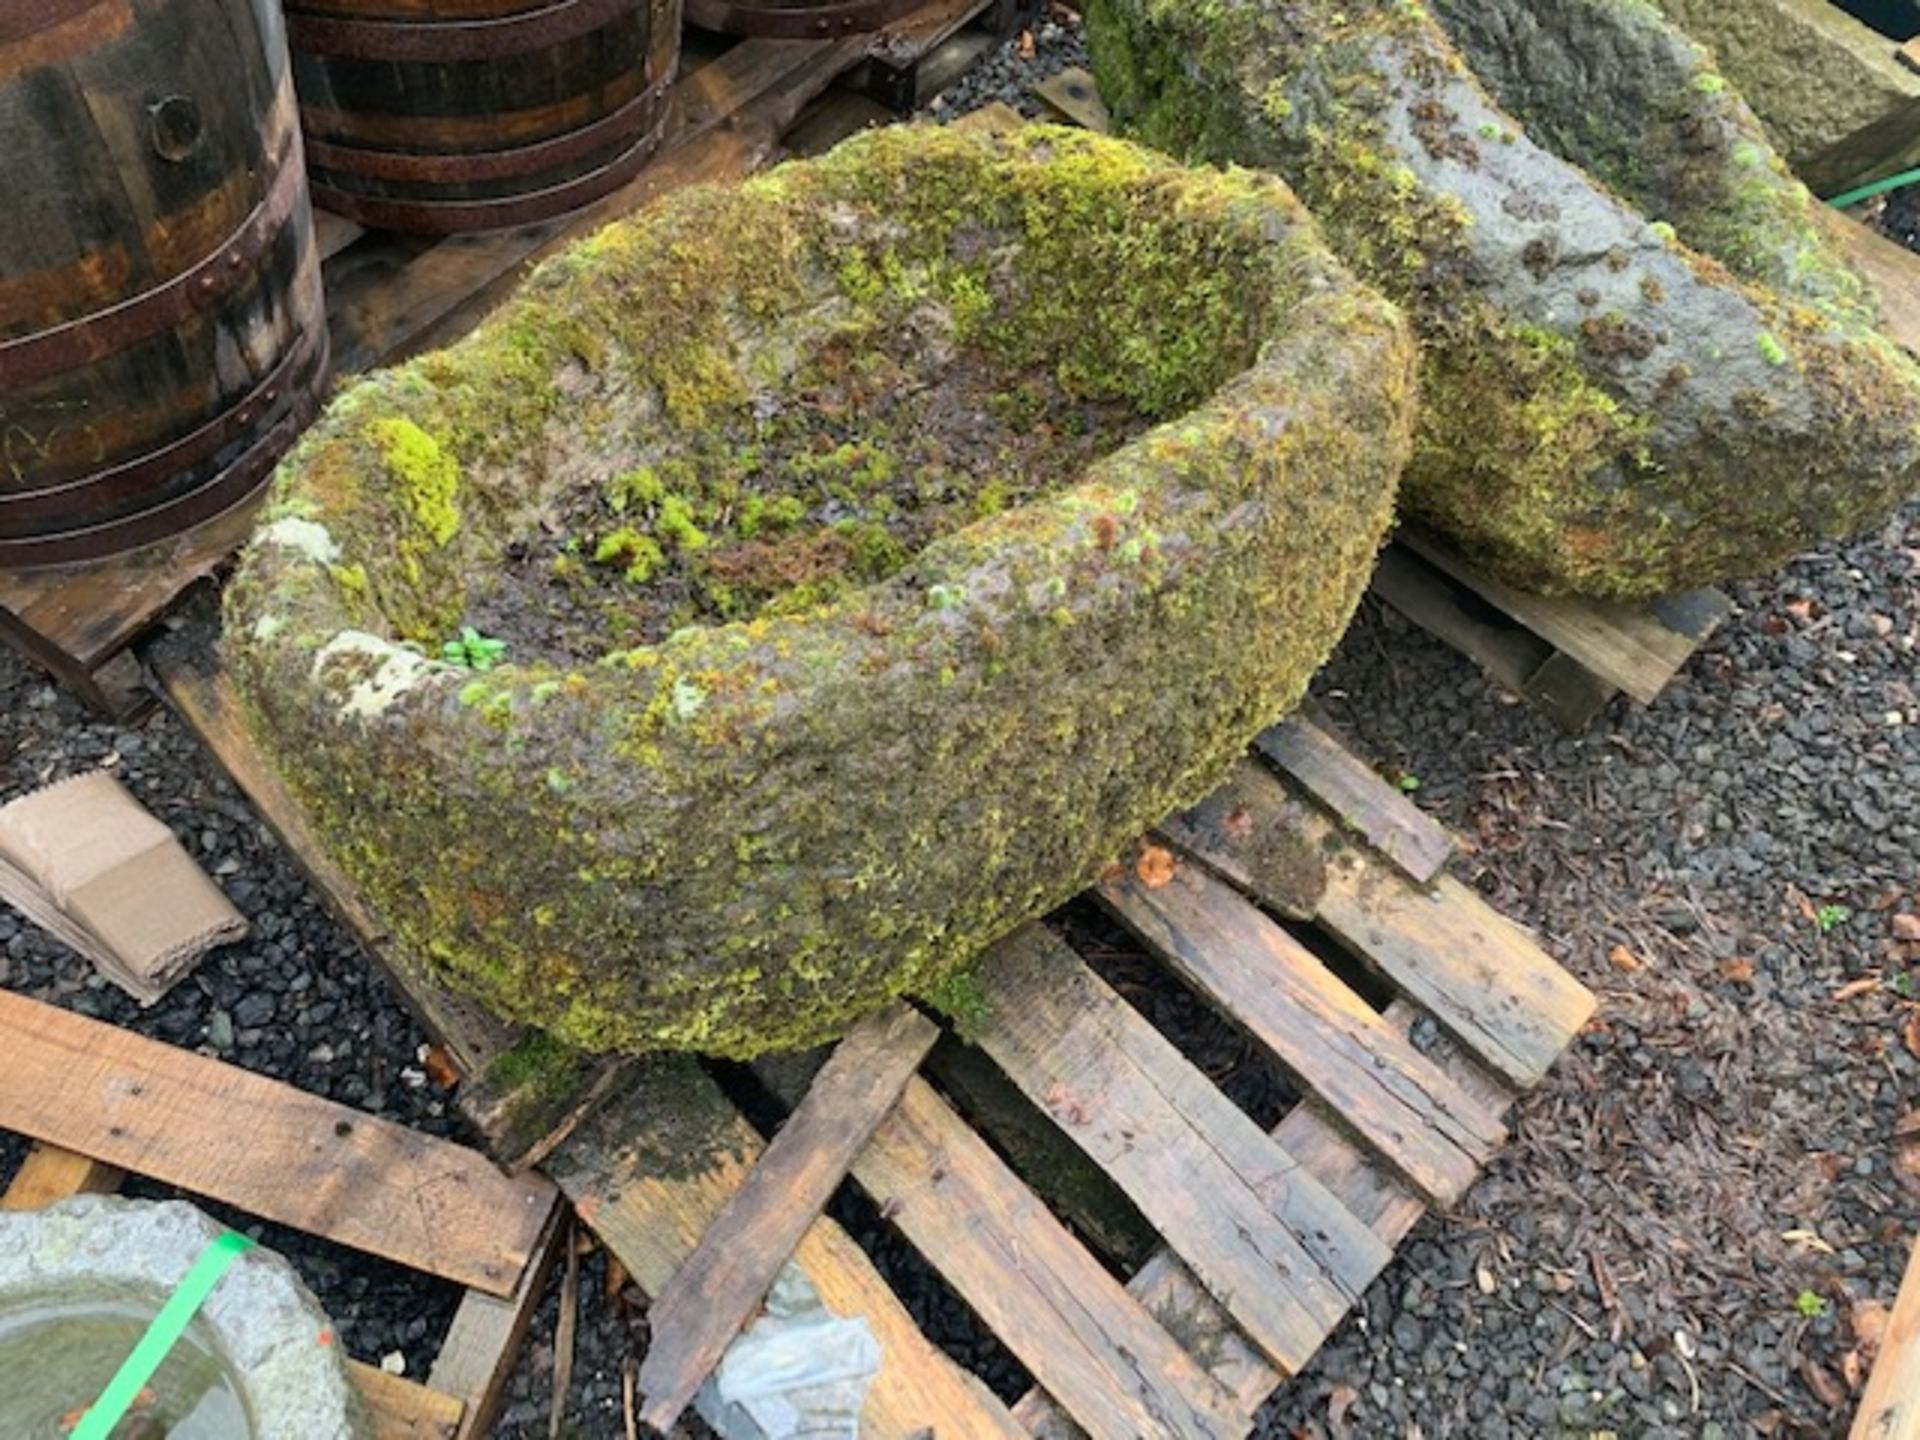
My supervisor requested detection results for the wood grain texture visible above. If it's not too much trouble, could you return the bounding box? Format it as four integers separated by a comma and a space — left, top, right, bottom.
1252, 716, 1454, 883
350, 1363, 466, 1440
1831, 211, 1920, 360
634, 1002, 938, 1431
0, 987, 554, 1295
548, 1056, 1027, 1440
1014, 998, 1521, 1434
428, 1198, 569, 1440
0, 1142, 123, 1210
1853, 1232, 1920, 1440
789, 1070, 1245, 1440
1166, 757, 1594, 1090
1395, 527, 1727, 705
971, 926, 1392, 1373
1101, 861, 1508, 1207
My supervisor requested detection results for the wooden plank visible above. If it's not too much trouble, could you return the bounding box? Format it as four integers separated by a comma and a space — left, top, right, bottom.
0, 988, 554, 1296
1251, 715, 1454, 883
1802, 92, 1920, 200
1, 1141, 124, 1210
0, 489, 263, 680
548, 1056, 1028, 1440
312, 208, 367, 263
971, 927, 1392, 1374
756, 1065, 1246, 1440
350, 1363, 465, 1440
1013, 997, 1520, 1434
1165, 758, 1594, 1090
782, 86, 895, 158
1395, 527, 1726, 705
922, 1032, 1160, 1268
1831, 211, 1920, 359
1854, 1232, 1920, 1440
428, 1197, 569, 1440
1100, 861, 1507, 1206
635, 1002, 939, 1432
1034, 67, 1112, 132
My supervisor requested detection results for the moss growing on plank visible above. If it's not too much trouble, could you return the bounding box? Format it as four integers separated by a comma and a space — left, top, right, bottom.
225, 124, 1418, 1058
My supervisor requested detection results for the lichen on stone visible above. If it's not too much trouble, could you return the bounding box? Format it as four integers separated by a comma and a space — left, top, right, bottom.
1087, 0, 1920, 596
225, 123, 1417, 1057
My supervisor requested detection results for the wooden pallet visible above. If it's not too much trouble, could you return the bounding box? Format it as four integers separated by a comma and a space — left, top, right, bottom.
142, 600, 1594, 1435
0, 0, 1001, 721
0, 988, 565, 1440
1371, 525, 1732, 731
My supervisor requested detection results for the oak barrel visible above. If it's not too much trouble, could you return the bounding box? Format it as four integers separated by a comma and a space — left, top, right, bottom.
686, 0, 915, 37
0, 0, 329, 569
284, 0, 681, 235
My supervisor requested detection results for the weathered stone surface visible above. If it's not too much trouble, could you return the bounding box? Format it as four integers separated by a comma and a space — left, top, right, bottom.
1089, 0, 1920, 596
224, 124, 1416, 1057
0, 1196, 369, 1439
1652, 0, 1919, 166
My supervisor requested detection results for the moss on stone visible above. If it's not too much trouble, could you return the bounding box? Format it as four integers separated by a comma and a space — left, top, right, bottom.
224, 123, 1417, 1058
1086, 0, 1920, 596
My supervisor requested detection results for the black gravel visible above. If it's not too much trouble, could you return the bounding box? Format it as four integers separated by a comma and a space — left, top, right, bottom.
1257, 497, 1920, 1439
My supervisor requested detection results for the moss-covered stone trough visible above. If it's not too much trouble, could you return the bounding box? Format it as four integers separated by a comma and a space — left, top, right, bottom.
1089, 0, 1920, 597
224, 124, 1417, 1058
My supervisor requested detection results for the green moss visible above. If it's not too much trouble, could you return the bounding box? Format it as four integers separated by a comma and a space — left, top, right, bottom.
224, 123, 1418, 1057
593, 527, 666, 583
369, 417, 461, 545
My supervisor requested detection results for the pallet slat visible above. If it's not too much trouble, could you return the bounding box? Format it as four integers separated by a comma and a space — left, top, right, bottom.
635, 1002, 939, 1430
0, 988, 554, 1296
1167, 757, 1592, 1090
0, 1141, 123, 1211
763, 1069, 1247, 1440
1252, 717, 1454, 884
1853, 1232, 1920, 1440
547, 1057, 1028, 1440
1101, 862, 1508, 1206
970, 926, 1392, 1374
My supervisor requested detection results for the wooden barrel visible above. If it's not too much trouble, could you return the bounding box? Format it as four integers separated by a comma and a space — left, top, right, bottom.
283, 0, 681, 235
686, 0, 915, 36
0, 0, 329, 569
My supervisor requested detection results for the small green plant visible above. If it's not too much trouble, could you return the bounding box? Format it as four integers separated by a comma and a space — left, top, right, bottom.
1397, 773, 1422, 794
442, 626, 507, 671
1793, 1289, 1830, 1320
1815, 904, 1852, 934
1892, 970, 1915, 998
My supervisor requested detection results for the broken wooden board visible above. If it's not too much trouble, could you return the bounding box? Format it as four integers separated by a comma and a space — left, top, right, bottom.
634, 1002, 938, 1431
546, 1057, 1028, 1440
0, 987, 555, 1297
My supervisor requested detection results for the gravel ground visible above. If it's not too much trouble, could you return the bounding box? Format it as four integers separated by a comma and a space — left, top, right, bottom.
4, 13, 1918, 1438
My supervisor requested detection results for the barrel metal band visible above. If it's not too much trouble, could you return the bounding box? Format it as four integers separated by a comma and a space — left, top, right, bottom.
308, 90, 671, 234
302, 74, 671, 185
0, 327, 330, 567
286, 0, 642, 60
686, 0, 919, 38
0, 319, 320, 524
0, 145, 307, 391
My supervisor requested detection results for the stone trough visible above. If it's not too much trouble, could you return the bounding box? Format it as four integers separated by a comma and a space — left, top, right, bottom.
225, 124, 1417, 1058
1089, 0, 1920, 597
0, 1196, 367, 1439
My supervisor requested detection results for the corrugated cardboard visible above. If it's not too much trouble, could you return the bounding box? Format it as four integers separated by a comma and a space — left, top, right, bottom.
0, 771, 247, 1004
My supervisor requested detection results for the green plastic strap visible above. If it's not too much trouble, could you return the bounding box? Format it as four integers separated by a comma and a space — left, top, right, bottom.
1826, 164, 1920, 210
71, 1230, 257, 1440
